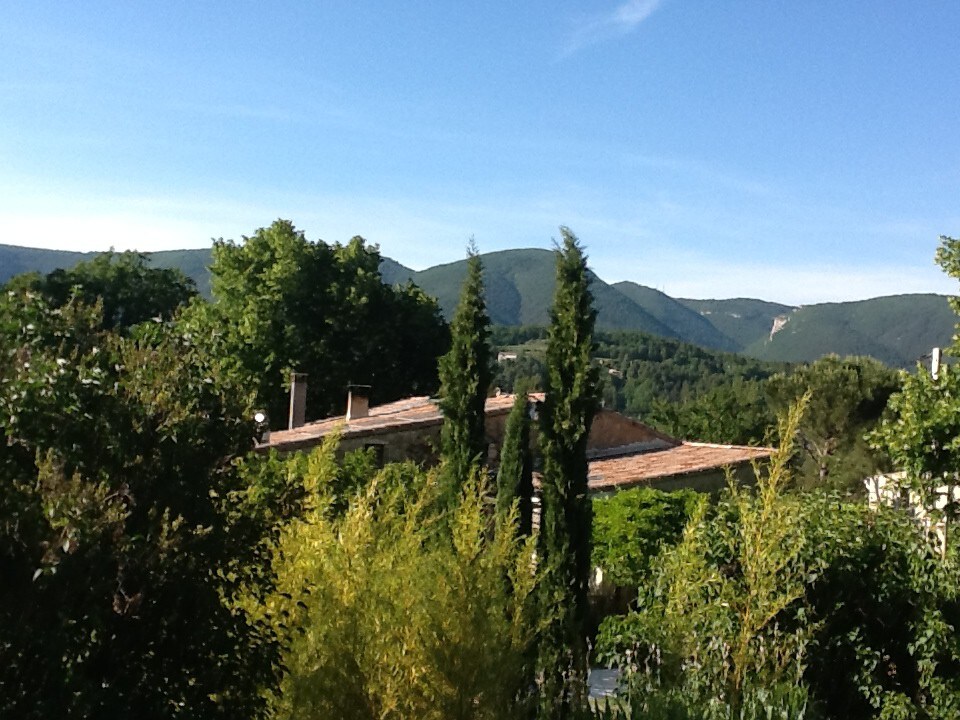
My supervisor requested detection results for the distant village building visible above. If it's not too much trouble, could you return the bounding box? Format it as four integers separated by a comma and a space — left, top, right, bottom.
258, 384, 773, 494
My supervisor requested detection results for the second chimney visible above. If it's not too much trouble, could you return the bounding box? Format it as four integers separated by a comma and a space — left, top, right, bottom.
346, 385, 371, 420
288, 372, 307, 429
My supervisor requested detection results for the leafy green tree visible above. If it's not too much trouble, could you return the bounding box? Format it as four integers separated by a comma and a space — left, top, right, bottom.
0, 290, 277, 718
868, 364, 960, 543
767, 355, 900, 491
5, 250, 197, 330
868, 236, 960, 550
536, 228, 600, 718
438, 248, 493, 490
250, 439, 540, 720
496, 387, 534, 537
205, 220, 448, 425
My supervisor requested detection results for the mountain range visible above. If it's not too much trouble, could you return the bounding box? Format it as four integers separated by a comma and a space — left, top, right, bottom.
2, 243, 954, 368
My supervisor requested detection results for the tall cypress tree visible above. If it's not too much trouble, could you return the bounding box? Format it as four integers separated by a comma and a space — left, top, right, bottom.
537, 228, 600, 718
496, 386, 533, 537
438, 247, 492, 492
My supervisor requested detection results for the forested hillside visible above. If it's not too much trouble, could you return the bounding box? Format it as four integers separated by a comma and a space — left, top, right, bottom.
676, 297, 795, 349
744, 294, 955, 367
2, 242, 953, 367
0, 244, 215, 296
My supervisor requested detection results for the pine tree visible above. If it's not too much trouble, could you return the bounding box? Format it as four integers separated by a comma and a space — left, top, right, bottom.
537, 228, 600, 718
438, 247, 493, 492
496, 386, 534, 537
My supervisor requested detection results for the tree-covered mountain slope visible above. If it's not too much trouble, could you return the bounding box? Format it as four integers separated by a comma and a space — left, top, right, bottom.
742, 294, 955, 368
407, 249, 681, 337
613, 282, 739, 352
677, 297, 796, 350
2, 243, 955, 367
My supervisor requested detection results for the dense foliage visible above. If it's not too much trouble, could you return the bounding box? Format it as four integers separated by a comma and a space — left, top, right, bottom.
591, 487, 700, 591
537, 229, 600, 718
869, 236, 960, 548
439, 249, 493, 492
767, 355, 901, 491
251, 439, 540, 720
204, 220, 448, 425
3, 250, 197, 330
496, 387, 534, 537
596, 400, 960, 720
597, 401, 812, 718
0, 290, 277, 718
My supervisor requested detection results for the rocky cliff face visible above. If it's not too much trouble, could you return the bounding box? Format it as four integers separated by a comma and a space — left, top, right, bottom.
769, 314, 791, 340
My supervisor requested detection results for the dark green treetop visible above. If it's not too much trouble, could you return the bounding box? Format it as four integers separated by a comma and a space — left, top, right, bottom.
202, 219, 448, 425
767, 354, 900, 491
4, 250, 197, 330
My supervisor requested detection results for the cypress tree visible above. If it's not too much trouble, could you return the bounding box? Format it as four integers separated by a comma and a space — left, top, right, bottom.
438, 247, 493, 492
537, 228, 600, 718
496, 386, 534, 537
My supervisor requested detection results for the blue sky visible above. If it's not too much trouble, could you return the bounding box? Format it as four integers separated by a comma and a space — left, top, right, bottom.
2, 1, 958, 304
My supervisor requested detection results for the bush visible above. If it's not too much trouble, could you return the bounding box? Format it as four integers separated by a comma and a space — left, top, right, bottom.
802, 500, 960, 719
592, 487, 700, 590
595, 401, 815, 719
595, 400, 960, 719
248, 439, 541, 720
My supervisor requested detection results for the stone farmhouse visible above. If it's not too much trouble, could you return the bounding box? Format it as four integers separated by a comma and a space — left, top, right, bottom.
257, 383, 772, 494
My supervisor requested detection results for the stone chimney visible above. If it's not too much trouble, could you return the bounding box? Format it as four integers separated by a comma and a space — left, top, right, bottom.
288, 372, 307, 429
346, 385, 371, 420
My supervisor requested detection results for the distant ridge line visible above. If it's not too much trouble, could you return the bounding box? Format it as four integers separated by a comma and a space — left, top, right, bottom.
0, 243, 953, 367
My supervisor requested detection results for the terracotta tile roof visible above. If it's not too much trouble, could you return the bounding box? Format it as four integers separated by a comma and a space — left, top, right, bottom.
260, 393, 542, 453
587, 442, 774, 491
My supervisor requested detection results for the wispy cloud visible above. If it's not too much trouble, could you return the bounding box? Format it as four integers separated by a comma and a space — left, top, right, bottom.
562, 0, 663, 57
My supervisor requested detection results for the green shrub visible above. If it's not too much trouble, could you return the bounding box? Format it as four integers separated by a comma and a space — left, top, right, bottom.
596, 400, 815, 719
595, 399, 960, 719
801, 500, 960, 719
246, 440, 541, 720
592, 487, 700, 590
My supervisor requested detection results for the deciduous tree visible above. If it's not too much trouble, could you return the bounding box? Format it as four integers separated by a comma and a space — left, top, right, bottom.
205, 220, 448, 425
0, 290, 277, 718
5, 250, 196, 330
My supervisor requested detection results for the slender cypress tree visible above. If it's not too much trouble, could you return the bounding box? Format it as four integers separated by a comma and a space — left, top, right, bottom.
496, 386, 534, 537
438, 246, 493, 492
537, 228, 600, 718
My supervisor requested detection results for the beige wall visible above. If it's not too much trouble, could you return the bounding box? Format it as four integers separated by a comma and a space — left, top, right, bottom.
587, 410, 672, 451
335, 426, 441, 466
